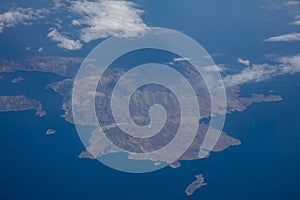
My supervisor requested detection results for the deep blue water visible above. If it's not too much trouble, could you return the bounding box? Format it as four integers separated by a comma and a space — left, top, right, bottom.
0, 71, 300, 200
0, 0, 300, 199
188, 74, 300, 200
0, 72, 194, 200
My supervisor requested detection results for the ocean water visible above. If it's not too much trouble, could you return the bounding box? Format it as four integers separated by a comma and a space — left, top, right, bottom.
0, 73, 300, 200
1, 0, 300, 199
0, 72, 190, 200
187, 74, 300, 200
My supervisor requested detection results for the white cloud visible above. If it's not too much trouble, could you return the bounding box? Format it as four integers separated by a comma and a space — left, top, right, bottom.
224, 54, 300, 87
69, 0, 150, 43
264, 33, 300, 42
292, 19, 300, 26
0, 1, 149, 50
47, 28, 83, 50
173, 57, 192, 62
286, 1, 300, 6
169, 57, 227, 72
37, 47, 44, 52
52, 0, 66, 10
203, 65, 226, 72
237, 58, 250, 66
224, 64, 277, 87
264, 0, 300, 10
278, 54, 300, 73
0, 7, 47, 33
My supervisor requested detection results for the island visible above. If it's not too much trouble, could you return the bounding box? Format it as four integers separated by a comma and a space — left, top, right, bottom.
45, 129, 56, 135
11, 76, 23, 83
169, 161, 181, 169
0, 95, 46, 117
45, 67, 281, 165
0, 56, 286, 196
185, 174, 207, 196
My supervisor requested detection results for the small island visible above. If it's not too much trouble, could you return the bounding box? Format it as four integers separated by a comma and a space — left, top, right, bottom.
169, 161, 181, 169
45, 129, 56, 135
11, 76, 23, 83
185, 174, 207, 196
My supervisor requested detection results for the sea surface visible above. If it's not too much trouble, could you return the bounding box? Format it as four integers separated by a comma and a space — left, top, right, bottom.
1, 0, 300, 199
0, 73, 300, 200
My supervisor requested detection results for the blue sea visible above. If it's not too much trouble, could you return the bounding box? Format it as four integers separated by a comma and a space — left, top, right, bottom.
1, 0, 300, 199
0, 70, 299, 200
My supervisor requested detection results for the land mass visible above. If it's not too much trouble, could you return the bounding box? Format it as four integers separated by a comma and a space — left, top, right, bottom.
185, 174, 207, 196
0, 95, 46, 117
46, 129, 56, 135
0, 56, 284, 196
0, 57, 283, 164
11, 76, 23, 84
0, 57, 83, 78
45, 66, 281, 165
